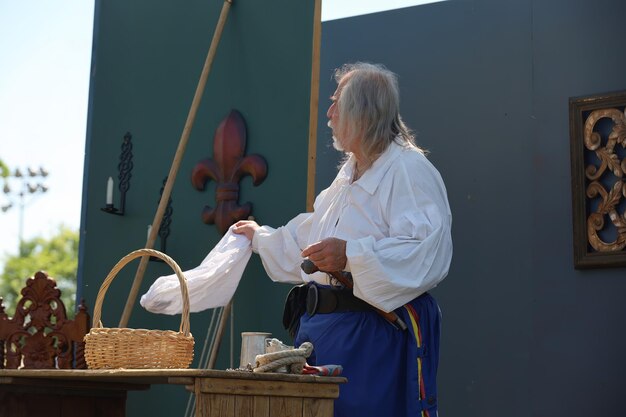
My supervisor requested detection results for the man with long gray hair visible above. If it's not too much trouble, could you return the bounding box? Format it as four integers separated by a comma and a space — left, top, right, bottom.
234, 62, 452, 416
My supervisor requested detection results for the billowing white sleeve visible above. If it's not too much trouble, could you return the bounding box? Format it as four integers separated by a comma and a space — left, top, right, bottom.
251, 212, 313, 284
347, 160, 453, 313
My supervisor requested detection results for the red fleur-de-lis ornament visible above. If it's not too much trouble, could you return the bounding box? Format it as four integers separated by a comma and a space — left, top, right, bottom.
191, 110, 268, 234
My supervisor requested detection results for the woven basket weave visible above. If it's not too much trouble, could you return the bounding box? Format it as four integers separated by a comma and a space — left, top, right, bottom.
84, 249, 194, 369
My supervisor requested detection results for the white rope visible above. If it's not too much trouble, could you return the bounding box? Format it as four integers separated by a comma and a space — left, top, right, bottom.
253, 342, 313, 374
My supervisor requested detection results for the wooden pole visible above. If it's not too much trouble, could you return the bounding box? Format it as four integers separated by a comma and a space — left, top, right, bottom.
119, 0, 233, 327
306, 0, 322, 212
208, 300, 233, 369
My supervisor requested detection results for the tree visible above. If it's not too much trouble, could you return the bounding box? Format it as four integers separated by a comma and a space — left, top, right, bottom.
0, 159, 8, 178
0, 225, 79, 315
0, 158, 8, 192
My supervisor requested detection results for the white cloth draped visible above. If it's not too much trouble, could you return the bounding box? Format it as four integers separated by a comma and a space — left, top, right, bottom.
140, 228, 251, 315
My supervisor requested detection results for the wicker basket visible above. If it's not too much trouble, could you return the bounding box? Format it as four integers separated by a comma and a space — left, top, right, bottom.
84, 249, 194, 369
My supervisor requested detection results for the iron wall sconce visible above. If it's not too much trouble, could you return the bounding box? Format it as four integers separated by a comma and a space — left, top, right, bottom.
101, 132, 133, 215
149, 176, 173, 263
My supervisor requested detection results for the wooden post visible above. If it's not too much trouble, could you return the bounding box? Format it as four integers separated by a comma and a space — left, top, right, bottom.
306, 0, 322, 212
207, 300, 233, 369
119, 0, 234, 328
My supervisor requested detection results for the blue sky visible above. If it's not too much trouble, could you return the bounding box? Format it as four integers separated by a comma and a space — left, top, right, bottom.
0, 0, 443, 267
0, 1, 94, 265
322, 0, 441, 20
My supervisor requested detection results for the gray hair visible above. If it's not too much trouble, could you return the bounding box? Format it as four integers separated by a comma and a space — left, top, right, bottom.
334, 62, 421, 168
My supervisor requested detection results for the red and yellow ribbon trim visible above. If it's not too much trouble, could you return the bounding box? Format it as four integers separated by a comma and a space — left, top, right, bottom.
404, 304, 429, 417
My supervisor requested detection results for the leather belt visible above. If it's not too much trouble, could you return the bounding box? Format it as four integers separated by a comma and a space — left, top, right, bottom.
305, 285, 372, 316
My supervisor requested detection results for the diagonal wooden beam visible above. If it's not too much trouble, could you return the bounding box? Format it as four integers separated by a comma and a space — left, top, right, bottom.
119, 0, 234, 328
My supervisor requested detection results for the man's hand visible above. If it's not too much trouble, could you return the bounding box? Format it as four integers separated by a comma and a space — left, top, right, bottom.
301, 237, 347, 272
233, 220, 260, 241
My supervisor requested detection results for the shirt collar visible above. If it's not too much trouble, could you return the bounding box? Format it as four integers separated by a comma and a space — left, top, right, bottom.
342, 141, 404, 195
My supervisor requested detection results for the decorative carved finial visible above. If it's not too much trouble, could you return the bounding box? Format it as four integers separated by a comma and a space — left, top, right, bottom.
0, 271, 90, 369
192, 110, 268, 234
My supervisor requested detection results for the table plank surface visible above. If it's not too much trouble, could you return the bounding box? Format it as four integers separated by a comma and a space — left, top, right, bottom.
0, 369, 345, 417
0, 368, 346, 386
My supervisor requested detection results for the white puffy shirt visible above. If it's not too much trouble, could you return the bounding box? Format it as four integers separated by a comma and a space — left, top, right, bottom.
252, 141, 453, 313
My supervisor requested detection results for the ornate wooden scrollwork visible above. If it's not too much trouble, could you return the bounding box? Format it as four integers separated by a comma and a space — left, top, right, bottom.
583, 109, 626, 252
0, 271, 90, 369
192, 110, 268, 234
570, 91, 626, 268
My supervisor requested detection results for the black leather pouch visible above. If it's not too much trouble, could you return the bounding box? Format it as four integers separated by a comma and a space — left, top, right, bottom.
282, 284, 308, 338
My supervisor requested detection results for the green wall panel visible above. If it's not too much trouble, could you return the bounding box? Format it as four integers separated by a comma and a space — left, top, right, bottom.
79, 1, 316, 415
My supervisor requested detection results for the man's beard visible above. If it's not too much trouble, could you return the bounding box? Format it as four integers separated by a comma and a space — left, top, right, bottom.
328, 120, 345, 151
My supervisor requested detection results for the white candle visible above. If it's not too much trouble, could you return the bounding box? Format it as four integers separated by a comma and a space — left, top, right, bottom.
106, 177, 114, 205
147, 225, 152, 242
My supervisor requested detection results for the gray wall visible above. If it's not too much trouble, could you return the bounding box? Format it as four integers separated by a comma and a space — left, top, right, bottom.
317, 0, 626, 416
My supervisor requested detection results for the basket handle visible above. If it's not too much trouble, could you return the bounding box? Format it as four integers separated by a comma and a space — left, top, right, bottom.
91, 249, 191, 337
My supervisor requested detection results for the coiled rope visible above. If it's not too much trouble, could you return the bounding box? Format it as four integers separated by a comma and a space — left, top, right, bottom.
253, 342, 313, 373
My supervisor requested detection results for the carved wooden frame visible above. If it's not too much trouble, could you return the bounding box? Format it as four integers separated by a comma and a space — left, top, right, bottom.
569, 91, 626, 269
0, 271, 90, 369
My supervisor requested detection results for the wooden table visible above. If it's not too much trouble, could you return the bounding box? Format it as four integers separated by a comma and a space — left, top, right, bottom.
0, 369, 346, 417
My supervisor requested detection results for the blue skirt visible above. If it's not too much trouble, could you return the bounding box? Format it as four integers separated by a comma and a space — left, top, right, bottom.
295, 290, 441, 417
